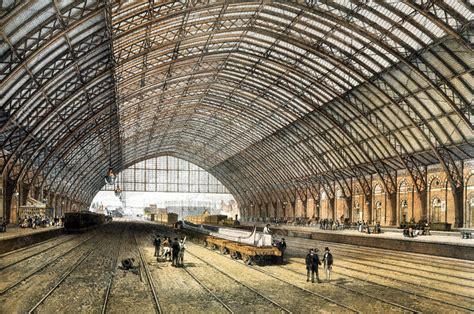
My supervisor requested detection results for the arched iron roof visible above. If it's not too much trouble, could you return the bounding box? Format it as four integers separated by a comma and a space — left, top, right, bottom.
1, 0, 472, 206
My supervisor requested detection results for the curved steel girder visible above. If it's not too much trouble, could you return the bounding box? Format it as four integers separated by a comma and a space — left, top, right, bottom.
1, 5, 107, 97
11, 81, 115, 188
115, 46, 422, 170
57, 144, 120, 198
111, 26, 460, 178
30, 95, 116, 189
118, 61, 377, 168
2, 43, 111, 134
118, 57, 404, 195
4, 1, 470, 209
120, 62, 390, 197
3, 67, 113, 177
45, 126, 120, 191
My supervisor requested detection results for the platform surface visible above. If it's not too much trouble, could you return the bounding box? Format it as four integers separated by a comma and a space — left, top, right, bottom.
0, 225, 63, 241
240, 222, 474, 247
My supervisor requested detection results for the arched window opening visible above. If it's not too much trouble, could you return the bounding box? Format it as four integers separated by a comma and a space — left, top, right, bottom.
91, 156, 238, 220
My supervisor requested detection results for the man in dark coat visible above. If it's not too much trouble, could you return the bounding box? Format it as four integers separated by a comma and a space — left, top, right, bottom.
277, 238, 287, 263
153, 235, 161, 259
171, 238, 180, 267
305, 249, 321, 283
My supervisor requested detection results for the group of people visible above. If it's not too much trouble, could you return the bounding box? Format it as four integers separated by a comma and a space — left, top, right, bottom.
153, 235, 186, 267
356, 221, 381, 234
319, 219, 343, 230
403, 223, 430, 237
305, 247, 333, 283
18, 215, 63, 229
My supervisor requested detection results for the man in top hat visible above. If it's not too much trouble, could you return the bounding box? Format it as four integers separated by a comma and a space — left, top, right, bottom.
305, 248, 321, 283
322, 247, 333, 282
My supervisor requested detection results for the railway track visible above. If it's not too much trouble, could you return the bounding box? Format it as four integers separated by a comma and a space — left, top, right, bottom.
101, 227, 126, 314
27, 238, 105, 313
277, 262, 419, 313
286, 236, 474, 271
187, 241, 357, 313
0, 234, 79, 271
0, 234, 97, 295
149, 226, 350, 313
287, 242, 474, 293
133, 232, 162, 314
285, 244, 474, 312
141, 225, 292, 313
184, 250, 292, 313
181, 265, 235, 313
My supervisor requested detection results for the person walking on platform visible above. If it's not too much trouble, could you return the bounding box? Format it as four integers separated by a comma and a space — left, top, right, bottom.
305, 249, 321, 283
171, 238, 180, 267
322, 247, 333, 282
153, 235, 161, 260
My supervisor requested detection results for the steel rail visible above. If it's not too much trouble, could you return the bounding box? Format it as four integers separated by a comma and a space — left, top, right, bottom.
101, 226, 126, 314
0, 235, 78, 271
0, 234, 97, 295
27, 238, 105, 314
133, 232, 163, 314
141, 223, 291, 313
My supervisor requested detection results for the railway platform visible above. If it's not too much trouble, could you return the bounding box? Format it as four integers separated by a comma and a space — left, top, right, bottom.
0, 225, 64, 255
238, 222, 474, 260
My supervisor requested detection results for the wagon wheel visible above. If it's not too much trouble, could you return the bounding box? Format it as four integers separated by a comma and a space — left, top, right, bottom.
242, 254, 253, 265
229, 250, 237, 259
211, 244, 218, 250
219, 246, 228, 254
254, 255, 265, 265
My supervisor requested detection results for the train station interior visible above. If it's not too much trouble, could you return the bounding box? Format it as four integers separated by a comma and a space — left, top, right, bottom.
1, 1, 473, 313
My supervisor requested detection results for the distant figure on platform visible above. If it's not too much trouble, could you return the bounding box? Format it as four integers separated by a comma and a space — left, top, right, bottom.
171, 238, 181, 267
178, 237, 186, 267
277, 238, 287, 263
153, 235, 161, 259
121, 258, 135, 270
0, 217, 6, 232
263, 224, 272, 234
305, 249, 321, 283
322, 247, 333, 282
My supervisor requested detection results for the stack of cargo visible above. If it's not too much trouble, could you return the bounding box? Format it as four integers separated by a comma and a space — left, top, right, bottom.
185, 213, 229, 225
153, 212, 178, 225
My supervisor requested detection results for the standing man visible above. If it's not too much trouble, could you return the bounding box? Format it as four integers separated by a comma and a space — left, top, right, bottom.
171, 238, 180, 267
277, 238, 287, 263
153, 235, 161, 260
305, 249, 321, 283
322, 247, 333, 282
178, 237, 186, 267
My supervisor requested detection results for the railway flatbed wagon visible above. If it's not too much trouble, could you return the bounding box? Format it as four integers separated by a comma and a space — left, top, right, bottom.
178, 222, 282, 265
